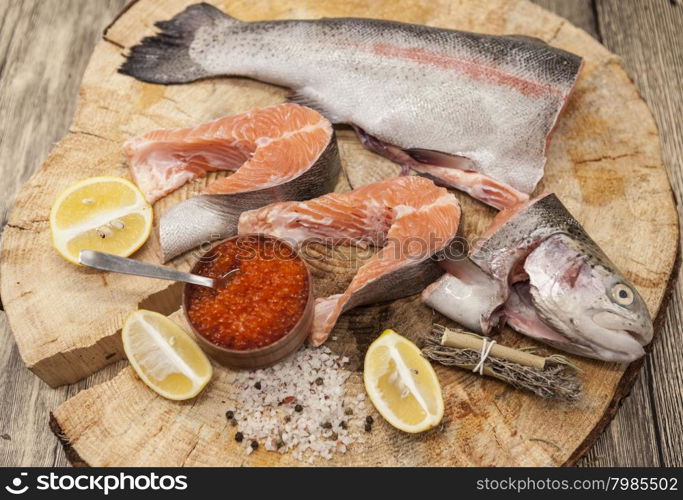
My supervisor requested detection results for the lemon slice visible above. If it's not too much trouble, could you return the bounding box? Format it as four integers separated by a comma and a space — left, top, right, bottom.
122, 310, 212, 401
50, 176, 152, 264
364, 329, 444, 433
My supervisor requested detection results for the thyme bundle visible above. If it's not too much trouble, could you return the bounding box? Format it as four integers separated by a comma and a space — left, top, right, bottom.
422, 325, 582, 401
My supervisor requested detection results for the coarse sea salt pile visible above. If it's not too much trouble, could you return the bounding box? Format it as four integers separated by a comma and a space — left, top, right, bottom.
227, 345, 367, 462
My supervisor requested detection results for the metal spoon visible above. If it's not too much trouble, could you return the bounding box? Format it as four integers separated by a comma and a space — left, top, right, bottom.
78, 250, 236, 290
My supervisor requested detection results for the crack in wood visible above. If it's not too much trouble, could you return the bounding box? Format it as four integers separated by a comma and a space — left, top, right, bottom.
102, 35, 125, 50
68, 129, 116, 143
6, 223, 33, 232
547, 21, 566, 44
103, 0, 141, 40
530, 437, 563, 452
5, 217, 48, 232
180, 425, 204, 466
574, 152, 641, 164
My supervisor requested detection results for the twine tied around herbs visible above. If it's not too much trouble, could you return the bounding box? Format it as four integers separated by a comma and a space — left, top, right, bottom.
422, 324, 582, 401
472, 337, 497, 376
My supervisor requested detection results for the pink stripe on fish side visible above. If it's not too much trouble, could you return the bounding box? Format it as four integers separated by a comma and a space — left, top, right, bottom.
370, 42, 564, 98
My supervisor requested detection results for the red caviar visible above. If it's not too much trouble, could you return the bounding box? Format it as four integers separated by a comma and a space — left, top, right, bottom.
186, 235, 310, 351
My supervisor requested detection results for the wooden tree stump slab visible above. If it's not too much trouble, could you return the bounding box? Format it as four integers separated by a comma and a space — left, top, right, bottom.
0, 0, 677, 466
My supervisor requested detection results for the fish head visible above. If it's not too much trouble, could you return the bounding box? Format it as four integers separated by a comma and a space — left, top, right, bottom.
523, 233, 653, 363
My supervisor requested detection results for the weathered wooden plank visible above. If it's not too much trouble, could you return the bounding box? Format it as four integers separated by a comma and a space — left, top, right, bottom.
532, 0, 665, 468
594, 0, 683, 468
532, 0, 599, 38
0, 0, 127, 232
0, 0, 129, 467
0, 310, 125, 467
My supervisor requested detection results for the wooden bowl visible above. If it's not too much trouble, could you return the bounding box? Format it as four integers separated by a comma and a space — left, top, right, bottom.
182, 234, 313, 370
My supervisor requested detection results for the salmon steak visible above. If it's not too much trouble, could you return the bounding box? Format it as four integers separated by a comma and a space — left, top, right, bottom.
120, 3, 583, 209
238, 176, 462, 345
124, 103, 341, 261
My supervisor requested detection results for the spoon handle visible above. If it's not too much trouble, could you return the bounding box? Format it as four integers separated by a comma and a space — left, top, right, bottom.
78, 250, 215, 289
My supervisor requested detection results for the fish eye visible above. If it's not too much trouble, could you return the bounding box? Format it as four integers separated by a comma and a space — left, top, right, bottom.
611, 283, 634, 306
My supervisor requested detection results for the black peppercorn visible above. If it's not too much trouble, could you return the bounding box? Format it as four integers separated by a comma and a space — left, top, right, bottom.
225, 410, 234, 420
251, 440, 258, 450
254, 381, 262, 390
340, 421, 348, 430
366, 415, 374, 425
315, 377, 324, 386
294, 404, 303, 412
235, 432, 244, 442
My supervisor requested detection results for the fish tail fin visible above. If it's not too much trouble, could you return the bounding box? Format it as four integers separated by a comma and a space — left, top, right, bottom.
118, 3, 238, 84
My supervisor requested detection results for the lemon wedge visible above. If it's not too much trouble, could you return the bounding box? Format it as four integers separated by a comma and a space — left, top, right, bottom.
363, 329, 444, 433
50, 176, 152, 264
122, 310, 212, 401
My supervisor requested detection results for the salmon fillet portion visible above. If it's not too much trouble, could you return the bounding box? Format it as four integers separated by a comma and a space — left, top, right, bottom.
238, 176, 461, 345
124, 103, 334, 203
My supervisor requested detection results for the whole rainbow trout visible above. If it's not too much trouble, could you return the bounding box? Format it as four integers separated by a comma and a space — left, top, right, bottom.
120, 3, 582, 209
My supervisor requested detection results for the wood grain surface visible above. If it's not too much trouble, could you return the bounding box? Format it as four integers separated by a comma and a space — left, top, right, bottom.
0, 0, 681, 467
0, 0, 129, 467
